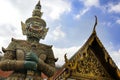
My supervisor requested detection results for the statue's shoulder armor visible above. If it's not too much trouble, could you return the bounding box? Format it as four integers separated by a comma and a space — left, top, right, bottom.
2, 38, 28, 52
12, 38, 26, 42
38, 43, 53, 49
11, 38, 29, 45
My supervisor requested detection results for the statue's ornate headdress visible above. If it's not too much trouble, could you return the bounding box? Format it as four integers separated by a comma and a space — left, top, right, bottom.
21, 0, 48, 39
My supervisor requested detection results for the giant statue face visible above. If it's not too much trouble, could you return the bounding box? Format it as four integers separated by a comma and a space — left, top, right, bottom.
21, 17, 48, 40
21, 0, 48, 40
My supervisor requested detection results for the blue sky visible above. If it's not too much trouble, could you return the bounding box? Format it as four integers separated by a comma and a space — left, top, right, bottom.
0, 0, 120, 68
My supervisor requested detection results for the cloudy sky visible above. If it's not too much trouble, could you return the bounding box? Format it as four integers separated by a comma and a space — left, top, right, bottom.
0, 0, 120, 68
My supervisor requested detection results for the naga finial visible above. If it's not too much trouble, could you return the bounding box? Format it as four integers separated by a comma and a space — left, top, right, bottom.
93, 16, 98, 33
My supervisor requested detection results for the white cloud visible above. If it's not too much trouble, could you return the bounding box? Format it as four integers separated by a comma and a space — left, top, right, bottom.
8, 0, 72, 20
75, 8, 89, 19
108, 3, 120, 13
79, 0, 100, 7
0, 24, 19, 37
101, 21, 112, 28
8, 0, 37, 15
110, 49, 120, 69
104, 42, 120, 69
48, 25, 66, 41
42, 0, 71, 20
116, 19, 120, 24
0, 0, 24, 52
0, 0, 21, 25
0, 0, 27, 36
75, 0, 100, 19
53, 46, 80, 65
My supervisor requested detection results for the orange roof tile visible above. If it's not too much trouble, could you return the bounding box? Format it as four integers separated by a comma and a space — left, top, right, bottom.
0, 69, 13, 78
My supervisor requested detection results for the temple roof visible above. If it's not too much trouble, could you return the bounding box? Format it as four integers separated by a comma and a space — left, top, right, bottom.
52, 17, 120, 80
0, 70, 13, 78
0, 70, 48, 79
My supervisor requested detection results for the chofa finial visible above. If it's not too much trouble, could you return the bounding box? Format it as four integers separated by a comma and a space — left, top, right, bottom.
93, 16, 98, 33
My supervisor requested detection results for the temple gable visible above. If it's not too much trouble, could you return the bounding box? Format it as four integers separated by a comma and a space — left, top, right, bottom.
53, 32, 120, 80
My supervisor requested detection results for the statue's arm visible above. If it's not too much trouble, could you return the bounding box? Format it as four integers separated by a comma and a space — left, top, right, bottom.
0, 53, 36, 71
0, 41, 25, 71
0, 59, 24, 71
37, 48, 56, 77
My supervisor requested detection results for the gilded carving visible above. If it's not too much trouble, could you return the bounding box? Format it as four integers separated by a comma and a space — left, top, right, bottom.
61, 47, 114, 80
76, 48, 111, 78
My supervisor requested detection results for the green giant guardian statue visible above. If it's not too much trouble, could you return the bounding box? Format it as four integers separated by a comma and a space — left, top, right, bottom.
0, 1, 56, 80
